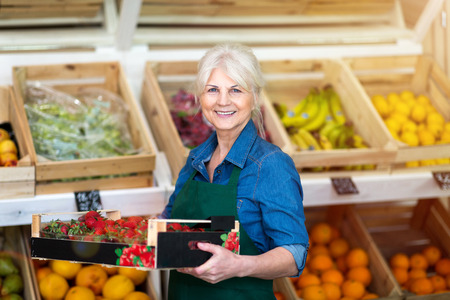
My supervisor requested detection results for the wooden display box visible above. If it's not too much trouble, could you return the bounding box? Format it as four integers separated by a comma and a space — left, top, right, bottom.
0, 86, 34, 199
345, 55, 450, 173
260, 58, 396, 177
1, 226, 36, 300
352, 199, 450, 299
12, 61, 156, 195
276, 205, 403, 299
0, 0, 104, 19
141, 60, 290, 182
31, 210, 239, 270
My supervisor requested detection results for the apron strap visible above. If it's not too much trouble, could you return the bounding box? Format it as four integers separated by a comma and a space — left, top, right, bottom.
228, 166, 241, 186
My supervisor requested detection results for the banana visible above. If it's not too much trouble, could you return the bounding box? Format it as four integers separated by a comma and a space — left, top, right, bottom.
300, 91, 330, 132
328, 88, 347, 125
318, 134, 333, 150
293, 98, 309, 115
298, 128, 322, 150
281, 89, 320, 128
337, 125, 354, 149
319, 120, 339, 137
291, 133, 310, 151
274, 102, 289, 119
327, 124, 345, 148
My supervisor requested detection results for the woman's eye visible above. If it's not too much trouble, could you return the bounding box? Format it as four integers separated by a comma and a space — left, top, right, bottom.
207, 88, 218, 93
230, 88, 241, 94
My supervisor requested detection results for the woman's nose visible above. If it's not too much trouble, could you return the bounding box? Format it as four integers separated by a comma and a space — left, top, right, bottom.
217, 91, 231, 105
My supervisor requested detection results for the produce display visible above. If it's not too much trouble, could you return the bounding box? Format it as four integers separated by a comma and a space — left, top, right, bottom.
0, 229, 25, 300
291, 222, 379, 300
389, 246, 450, 295
24, 85, 138, 161
33, 259, 153, 300
371, 91, 450, 167
274, 86, 373, 171
0, 126, 19, 167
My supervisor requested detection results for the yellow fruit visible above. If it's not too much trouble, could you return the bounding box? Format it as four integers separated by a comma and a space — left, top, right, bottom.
384, 118, 401, 134
400, 131, 419, 147
39, 273, 69, 300
436, 158, 450, 164
444, 122, 450, 132
0, 139, 17, 154
427, 123, 443, 138
36, 267, 53, 283
427, 112, 445, 126
400, 90, 415, 101
393, 101, 411, 117
387, 92, 401, 106
406, 161, 420, 168
75, 265, 108, 295
390, 112, 408, 126
441, 131, 450, 143
401, 120, 417, 133
425, 104, 437, 114
371, 94, 386, 104
410, 104, 427, 124
124, 291, 152, 300
420, 159, 436, 166
64, 286, 96, 300
418, 129, 436, 146
416, 94, 431, 106
102, 275, 135, 300
372, 96, 391, 118
118, 267, 148, 286
0, 128, 10, 143
50, 260, 82, 280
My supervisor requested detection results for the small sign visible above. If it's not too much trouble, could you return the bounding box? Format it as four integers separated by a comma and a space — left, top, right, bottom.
74, 190, 103, 211
331, 177, 359, 195
432, 172, 450, 190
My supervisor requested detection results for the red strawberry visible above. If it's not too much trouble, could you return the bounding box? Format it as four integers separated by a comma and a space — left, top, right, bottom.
94, 219, 106, 230
127, 216, 144, 223
60, 224, 69, 235
168, 223, 182, 231
122, 221, 137, 229
85, 217, 96, 229
85, 210, 100, 219
94, 227, 105, 235
116, 219, 125, 226
105, 220, 116, 226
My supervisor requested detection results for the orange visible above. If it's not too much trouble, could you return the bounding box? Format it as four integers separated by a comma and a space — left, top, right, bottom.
309, 245, 330, 257
301, 285, 327, 300
102, 275, 135, 300
389, 253, 410, 269
39, 272, 70, 300
346, 248, 369, 269
409, 253, 429, 270
75, 265, 108, 295
341, 279, 366, 299
429, 275, 446, 291
123, 291, 152, 300
336, 255, 348, 273
422, 245, 442, 266
308, 254, 334, 274
310, 222, 332, 245
36, 267, 53, 283
408, 268, 427, 281
410, 277, 434, 295
274, 291, 285, 300
320, 269, 344, 286
435, 258, 450, 276
321, 282, 341, 300
50, 260, 82, 280
99, 265, 119, 276
296, 273, 321, 289
65, 286, 96, 300
391, 267, 408, 285
362, 293, 379, 299
346, 267, 372, 287
118, 267, 148, 286
329, 238, 350, 258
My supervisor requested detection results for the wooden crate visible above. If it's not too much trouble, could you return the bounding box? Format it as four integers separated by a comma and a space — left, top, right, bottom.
0, 86, 34, 199
260, 58, 396, 177
344, 55, 450, 173
353, 199, 450, 299
277, 205, 403, 299
12, 61, 156, 195
140, 60, 290, 182
31, 210, 239, 270
0, 0, 104, 19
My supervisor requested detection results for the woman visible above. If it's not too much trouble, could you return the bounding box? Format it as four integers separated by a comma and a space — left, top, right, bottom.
159, 43, 309, 299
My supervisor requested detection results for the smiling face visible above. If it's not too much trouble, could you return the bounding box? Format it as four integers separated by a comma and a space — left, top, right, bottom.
200, 68, 254, 138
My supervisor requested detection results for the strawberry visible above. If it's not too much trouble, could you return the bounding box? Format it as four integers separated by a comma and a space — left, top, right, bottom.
167, 223, 182, 231
94, 227, 106, 235
127, 216, 144, 223
85, 210, 100, 219
105, 220, 116, 226
122, 221, 137, 229
116, 219, 125, 226
85, 217, 96, 229
94, 219, 106, 230
60, 224, 69, 235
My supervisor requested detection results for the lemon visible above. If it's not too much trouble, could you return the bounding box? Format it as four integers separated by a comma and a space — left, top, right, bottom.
390, 112, 408, 126
39, 273, 69, 300
400, 90, 415, 101
102, 275, 135, 300
50, 260, 82, 280
388, 129, 401, 141
371, 94, 386, 104
387, 92, 401, 106
118, 267, 147, 285
444, 122, 450, 132
372, 96, 391, 118
427, 112, 445, 126
436, 158, 450, 165
405, 161, 420, 168
400, 131, 419, 146
427, 123, 443, 138
440, 131, 450, 143
418, 129, 436, 146
401, 120, 418, 133
410, 104, 427, 123
416, 94, 431, 106
420, 159, 436, 166
393, 101, 411, 117
384, 118, 401, 134
124, 291, 152, 300
65, 286, 96, 300
425, 104, 437, 114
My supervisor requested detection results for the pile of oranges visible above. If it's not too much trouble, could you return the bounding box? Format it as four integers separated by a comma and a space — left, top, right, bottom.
291, 222, 378, 300
389, 245, 450, 295
34, 259, 153, 300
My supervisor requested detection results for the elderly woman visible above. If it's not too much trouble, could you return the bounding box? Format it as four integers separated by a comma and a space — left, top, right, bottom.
159, 43, 309, 299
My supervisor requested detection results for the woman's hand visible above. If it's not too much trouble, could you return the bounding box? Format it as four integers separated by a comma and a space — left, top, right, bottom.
177, 242, 242, 284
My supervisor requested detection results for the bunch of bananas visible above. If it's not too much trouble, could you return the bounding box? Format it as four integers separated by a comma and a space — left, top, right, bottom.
274, 86, 374, 171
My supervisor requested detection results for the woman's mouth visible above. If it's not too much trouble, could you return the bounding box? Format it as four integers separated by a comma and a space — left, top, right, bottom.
216, 111, 235, 116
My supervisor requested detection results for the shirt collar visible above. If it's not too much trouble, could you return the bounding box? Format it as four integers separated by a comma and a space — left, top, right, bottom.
190, 120, 258, 169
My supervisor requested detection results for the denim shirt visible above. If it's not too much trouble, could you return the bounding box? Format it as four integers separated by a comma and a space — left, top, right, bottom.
160, 120, 309, 275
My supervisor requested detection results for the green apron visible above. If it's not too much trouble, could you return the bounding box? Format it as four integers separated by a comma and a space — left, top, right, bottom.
169, 166, 276, 300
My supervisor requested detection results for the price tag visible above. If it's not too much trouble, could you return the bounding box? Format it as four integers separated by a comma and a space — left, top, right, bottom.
331, 177, 359, 195
432, 172, 450, 190
74, 190, 103, 211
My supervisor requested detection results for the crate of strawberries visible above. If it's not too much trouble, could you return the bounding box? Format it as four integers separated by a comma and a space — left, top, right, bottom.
31, 210, 239, 270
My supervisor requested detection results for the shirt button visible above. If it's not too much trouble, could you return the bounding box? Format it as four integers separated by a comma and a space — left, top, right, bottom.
217, 170, 221, 174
